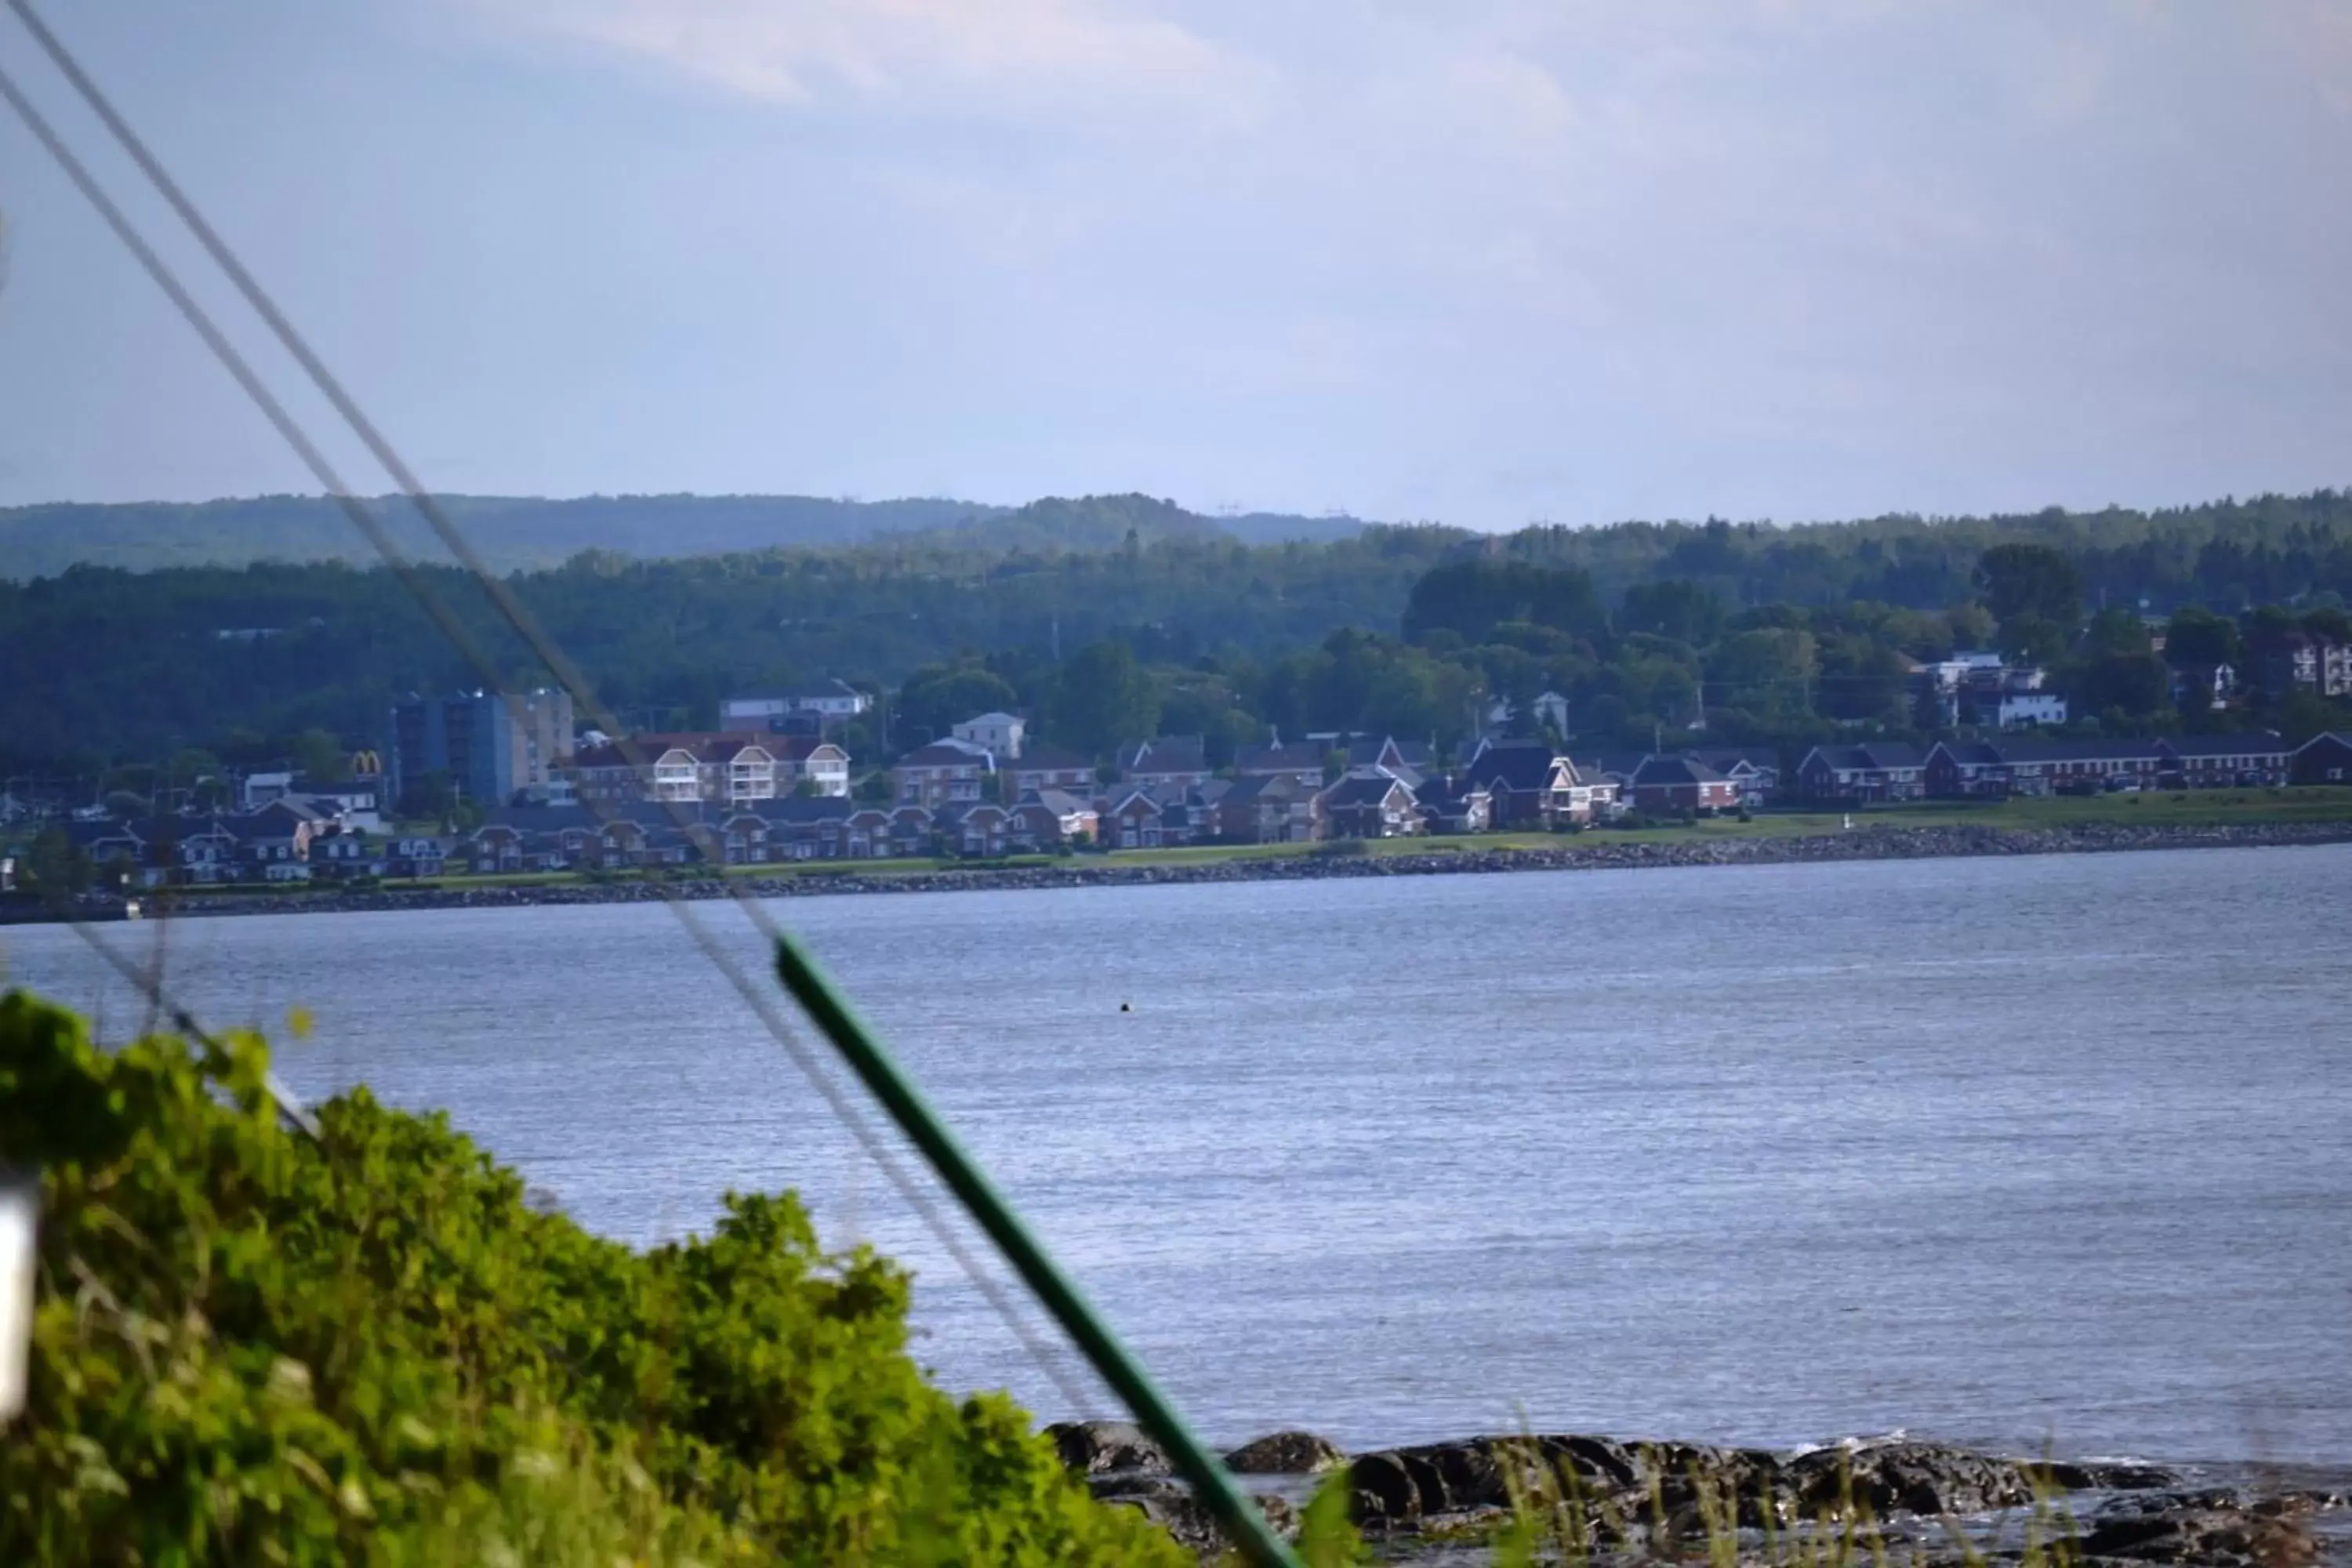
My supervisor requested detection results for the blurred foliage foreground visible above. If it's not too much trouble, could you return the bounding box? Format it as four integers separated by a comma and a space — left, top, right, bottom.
0, 989, 1187, 1566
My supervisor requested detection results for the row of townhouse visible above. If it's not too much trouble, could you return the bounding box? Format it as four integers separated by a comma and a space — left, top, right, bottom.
565, 733, 851, 807
464, 793, 1111, 870
1795, 731, 2352, 803
889, 728, 1436, 816
60, 800, 453, 886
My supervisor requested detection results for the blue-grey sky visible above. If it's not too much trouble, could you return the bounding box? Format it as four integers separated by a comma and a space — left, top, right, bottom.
1, 0, 2346, 528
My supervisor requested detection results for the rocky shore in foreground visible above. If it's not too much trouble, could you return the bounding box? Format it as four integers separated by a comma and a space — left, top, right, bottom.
1045, 1421, 2350, 1565
23, 818, 2352, 924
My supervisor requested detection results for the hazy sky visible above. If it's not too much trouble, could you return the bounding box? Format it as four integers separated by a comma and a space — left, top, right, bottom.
1, 0, 2347, 528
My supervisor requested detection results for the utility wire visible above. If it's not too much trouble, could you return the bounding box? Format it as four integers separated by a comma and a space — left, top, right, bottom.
0, 25, 1101, 1421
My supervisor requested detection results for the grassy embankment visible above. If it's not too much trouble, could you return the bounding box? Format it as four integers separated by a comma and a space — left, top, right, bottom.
115, 787, 2352, 906
0, 989, 1218, 1565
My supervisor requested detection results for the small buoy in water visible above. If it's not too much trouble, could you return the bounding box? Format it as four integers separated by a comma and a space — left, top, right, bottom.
1119, 1001, 1131, 1013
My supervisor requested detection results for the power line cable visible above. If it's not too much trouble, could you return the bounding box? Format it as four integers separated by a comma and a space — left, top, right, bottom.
0, 31, 1101, 1423
5, 14, 1299, 1551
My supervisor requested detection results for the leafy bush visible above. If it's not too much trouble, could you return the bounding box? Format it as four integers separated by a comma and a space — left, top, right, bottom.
0, 989, 1184, 1567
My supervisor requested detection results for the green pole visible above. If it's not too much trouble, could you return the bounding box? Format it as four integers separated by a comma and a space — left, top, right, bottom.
771, 932, 1300, 1568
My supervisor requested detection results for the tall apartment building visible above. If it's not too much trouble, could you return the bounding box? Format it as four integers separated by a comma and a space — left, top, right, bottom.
388, 688, 575, 809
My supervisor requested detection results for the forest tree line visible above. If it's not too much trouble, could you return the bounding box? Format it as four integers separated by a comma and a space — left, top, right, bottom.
5, 488, 2352, 778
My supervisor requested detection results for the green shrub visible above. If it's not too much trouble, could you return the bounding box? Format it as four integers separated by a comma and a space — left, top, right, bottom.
0, 989, 1184, 1567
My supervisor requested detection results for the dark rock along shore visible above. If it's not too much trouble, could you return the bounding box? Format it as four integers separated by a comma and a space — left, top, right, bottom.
27, 819, 2352, 924
1043, 1421, 2350, 1565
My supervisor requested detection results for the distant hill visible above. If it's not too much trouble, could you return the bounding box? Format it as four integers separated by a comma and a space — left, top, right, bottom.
0, 491, 1370, 579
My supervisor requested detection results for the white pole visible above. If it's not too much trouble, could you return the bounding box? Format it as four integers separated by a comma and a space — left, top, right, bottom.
0, 1167, 35, 1421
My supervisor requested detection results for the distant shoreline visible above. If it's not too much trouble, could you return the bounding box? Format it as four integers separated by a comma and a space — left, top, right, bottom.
13, 818, 2352, 926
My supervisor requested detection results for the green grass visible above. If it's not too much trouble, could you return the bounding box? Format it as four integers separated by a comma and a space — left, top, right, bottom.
107, 786, 2352, 908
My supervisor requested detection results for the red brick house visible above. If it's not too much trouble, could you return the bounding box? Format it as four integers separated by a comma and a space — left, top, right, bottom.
2293, 731, 2352, 786
1628, 754, 1739, 814
1317, 771, 1422, 838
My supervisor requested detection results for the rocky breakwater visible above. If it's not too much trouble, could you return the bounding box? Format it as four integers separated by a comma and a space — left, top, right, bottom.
51, 818, 2352, 924
1043, 1421, 2350, 1565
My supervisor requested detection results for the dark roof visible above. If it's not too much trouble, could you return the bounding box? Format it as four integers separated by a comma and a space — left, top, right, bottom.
1465, 741, 1560, 792
1122, 736, 1210, 775
1806, 742, 1926, 771
1978, 736, 2162, 764
1693, 749, 1778, 774
1217, 773, 1300, 805
1320, 774, 1412, 808
1631, 754, 1728, 786
1234, 741, 1327, 774
1011, 746, 1092, 772
766, 679, 866, 702
742, 795, 855, 825
2161, 731, 2289, 759
1026, 788, 1096, 815
894, 741, 992, 768
1573, 751, 1649, 781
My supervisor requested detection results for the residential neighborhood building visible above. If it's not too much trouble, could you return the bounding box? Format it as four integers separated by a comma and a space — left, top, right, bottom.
1691, 750, 1780, 806
1319, 770, 1423, 838
1232, 739, 1330, 786
1413, 774, 1493, 835
770, 736, 852, 797
389, 688, 575, 809
951, 711, 1026, 758
2292, 731, 2352, 785
1994, 693, 2068, 728
720, 682, 872, 734
1796, 742, 1928, 804
891, 739, 993, 809
1118, 736, 1213, 793
1921, 737, 2168, 798
1628, 755, 1740, 815
1213, 773, 1322, 843
1463, 740, 1575, 827
1328, 735, 1431, 786
564, 733, 844, 807
1006, 746, 1095, 798
2158, 733, 2293, 789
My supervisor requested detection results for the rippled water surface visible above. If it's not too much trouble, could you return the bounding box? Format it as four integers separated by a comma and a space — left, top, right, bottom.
7, 845, 2349, 1464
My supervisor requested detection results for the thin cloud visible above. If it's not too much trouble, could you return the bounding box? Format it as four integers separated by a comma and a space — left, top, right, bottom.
475, 0, 1275, 125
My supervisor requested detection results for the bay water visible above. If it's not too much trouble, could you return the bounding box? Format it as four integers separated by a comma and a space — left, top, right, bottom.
5, 844, 2348, 1466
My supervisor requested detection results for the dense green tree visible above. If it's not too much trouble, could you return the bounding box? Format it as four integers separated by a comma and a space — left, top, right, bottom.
23, 826, 93, 894
2077, 652, 2172, 719
2082, 607, 2152, 657
289, 728, 351, 782
1402, 559, 1602, 645
2163, 606, 2241, 669
1050, 641, 1160, 759
1974, 543, 2084, 628
2302, 605, 2352, 644
1617, 579, 1726, 645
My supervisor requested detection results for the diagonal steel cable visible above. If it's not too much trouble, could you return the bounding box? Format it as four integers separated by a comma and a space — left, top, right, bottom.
0, 35, 1102, 1421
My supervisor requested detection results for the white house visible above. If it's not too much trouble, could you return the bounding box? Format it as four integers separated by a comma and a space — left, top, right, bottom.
1995, 694, 2067, 728
773, 737, 852, 797
951, 711, 1025, 760
240, 771, 296, 811
720, 681, 872, 730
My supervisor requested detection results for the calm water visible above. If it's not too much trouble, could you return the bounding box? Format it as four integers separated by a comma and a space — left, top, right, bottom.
5, 846, 2350, 1465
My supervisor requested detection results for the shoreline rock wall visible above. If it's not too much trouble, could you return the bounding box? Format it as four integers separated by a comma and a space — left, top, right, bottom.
15, 819, 2352, 924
